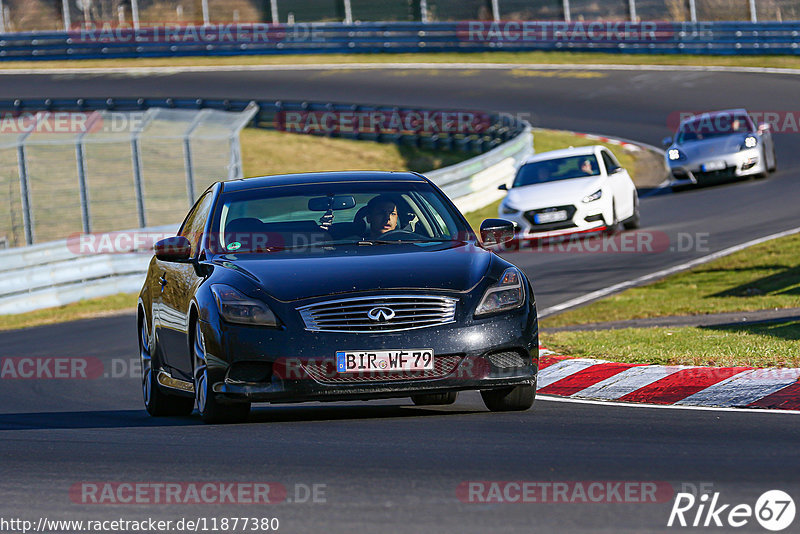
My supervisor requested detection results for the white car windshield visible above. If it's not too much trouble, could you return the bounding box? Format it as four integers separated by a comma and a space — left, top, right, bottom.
513, 155, 600, 187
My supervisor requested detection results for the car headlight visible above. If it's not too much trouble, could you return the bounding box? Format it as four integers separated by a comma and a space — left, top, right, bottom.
582, 189, 603, 203
741, 135, 758, 150
501, 204, 519, 215
211, 284, 278, 326
668, 148, 683, 161
475, 267, 524, 317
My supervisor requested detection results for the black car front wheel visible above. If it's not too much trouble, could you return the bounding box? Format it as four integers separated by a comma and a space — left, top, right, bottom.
139, 316, 193, 417
481, 384, 535, 412
193, 321, 250, 424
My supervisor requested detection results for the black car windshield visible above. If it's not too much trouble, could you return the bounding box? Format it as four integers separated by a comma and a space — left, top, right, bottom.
677, 113, 753, 143
513, 155, 599, 188
209, 181, 473, 253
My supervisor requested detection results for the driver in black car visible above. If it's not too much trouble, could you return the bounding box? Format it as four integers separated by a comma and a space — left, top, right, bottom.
365, 195, 399, 238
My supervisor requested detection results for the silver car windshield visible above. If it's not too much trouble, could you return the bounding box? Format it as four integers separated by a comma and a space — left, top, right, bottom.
677, 113, 753, 143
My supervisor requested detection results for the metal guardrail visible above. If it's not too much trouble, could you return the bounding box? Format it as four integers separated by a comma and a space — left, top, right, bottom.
0, 97, 533, 314
1, 21, 800, 60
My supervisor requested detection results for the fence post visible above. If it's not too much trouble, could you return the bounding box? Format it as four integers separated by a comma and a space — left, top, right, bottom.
130, 109, 155, 229
629, 0, 637, 22
201, 0, 210, 26
16, 145, 33, 245
131, 0, 140, 29
749, 0, 757, 22
62, 0, 71, 31
343, 0, 353, 24
0, 0, 6, 34
75, 141, 91, 234
563, 0, 571, 23
182, 109, 210, 206
688, 0, 697, 22
270, 0, 279, 24
491, 0, 500, 21
420, 0, 428, 23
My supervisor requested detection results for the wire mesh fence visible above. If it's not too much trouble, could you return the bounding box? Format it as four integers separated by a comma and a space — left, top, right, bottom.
0, 0, 797, 32
0, 104, 256, 248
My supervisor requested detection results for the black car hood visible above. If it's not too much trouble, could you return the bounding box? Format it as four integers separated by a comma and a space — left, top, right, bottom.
215, 241, 492, 302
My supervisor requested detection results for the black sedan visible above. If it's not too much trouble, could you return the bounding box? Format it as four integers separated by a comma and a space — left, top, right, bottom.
138, 171, 539, 423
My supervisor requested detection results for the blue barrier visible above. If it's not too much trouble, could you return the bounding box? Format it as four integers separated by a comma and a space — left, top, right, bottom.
0, 21, 799, 60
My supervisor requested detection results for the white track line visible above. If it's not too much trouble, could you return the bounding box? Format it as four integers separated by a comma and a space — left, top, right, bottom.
538, 395, 800, 415
2, 62, 800, 76
539, 225, 800, 317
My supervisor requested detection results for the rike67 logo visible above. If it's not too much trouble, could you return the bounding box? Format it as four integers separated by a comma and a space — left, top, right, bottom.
668, 489, 795, 531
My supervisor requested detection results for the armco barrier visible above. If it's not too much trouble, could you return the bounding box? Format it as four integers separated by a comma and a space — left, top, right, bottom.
1, 21, 800, 60
0, 98, 533, 314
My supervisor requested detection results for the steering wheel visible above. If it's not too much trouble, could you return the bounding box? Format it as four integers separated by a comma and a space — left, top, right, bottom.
376, 229, 420, 240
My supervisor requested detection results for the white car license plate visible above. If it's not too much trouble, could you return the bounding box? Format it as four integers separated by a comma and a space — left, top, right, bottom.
336, 349, 434, 373
534, 210, 568, 224
701, 161, 726, 172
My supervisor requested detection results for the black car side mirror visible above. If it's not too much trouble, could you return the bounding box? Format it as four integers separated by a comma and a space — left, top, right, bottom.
498, 183, 508, 191
154, 236, 192, 262
662, 136, 673, 148
480, 219, 515, 245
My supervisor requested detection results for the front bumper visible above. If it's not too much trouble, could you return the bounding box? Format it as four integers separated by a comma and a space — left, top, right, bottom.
668, 148, 764, 186
198, 301, 538, 404
500, 201, 609, 240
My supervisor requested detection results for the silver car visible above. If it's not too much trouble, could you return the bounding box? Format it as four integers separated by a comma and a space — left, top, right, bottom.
664, 109, 777, 188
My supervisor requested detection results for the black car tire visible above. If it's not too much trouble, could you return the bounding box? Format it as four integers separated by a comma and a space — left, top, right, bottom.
481, 384, 535, 412
193, 321, 250, 424
604, 201, 619, 235
411, 392, 458, 406
622, 193, 641, 230
139, 315, 194, 417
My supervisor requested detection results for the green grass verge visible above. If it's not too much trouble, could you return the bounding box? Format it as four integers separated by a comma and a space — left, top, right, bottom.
542, 232, 800, 328
462, 129, 640, 231
4, 51, 800, 70
542, 321, 800, 368
241, 128, 468, 177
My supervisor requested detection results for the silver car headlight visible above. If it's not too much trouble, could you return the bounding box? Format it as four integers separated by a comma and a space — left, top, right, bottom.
211, 284, 278, 326
582, 189, 603, 203
741, 135, 758, 150
475, 267, 524, 317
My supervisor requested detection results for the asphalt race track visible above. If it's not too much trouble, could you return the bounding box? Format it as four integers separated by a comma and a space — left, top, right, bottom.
1, 66, 799, 533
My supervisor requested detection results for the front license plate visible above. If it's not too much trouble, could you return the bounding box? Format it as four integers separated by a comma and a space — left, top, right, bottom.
336, 349, 434, 373
534, 210, 568, 224
701, 161, 726, 172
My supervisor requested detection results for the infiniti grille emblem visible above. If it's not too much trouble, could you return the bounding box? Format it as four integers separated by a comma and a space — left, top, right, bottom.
367, 307, 396, 322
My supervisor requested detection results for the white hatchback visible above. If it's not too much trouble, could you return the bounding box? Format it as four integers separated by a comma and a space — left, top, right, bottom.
498, 146, 639, 239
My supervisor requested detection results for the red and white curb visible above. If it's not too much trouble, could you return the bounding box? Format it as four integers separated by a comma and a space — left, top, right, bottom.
536, 348, 800, 411
532, 127, 647, 153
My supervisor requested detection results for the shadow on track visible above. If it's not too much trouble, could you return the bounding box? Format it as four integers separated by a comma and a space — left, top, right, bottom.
0, 405, 483, 431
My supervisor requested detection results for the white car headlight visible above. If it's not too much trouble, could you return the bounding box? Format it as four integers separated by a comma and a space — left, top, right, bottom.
668, 148, 682, 161
742, 135, 758, 150
475, 267, 524, 317
211, 284, 278, 326
582, 189, 603, 203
